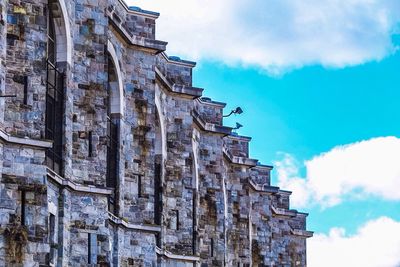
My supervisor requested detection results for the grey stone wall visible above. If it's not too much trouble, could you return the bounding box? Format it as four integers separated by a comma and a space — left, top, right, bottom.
0, 0, 6, 124
0, 0, 312, 266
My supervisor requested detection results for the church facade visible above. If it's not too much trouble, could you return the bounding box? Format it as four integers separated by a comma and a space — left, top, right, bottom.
0, 0, 312, 266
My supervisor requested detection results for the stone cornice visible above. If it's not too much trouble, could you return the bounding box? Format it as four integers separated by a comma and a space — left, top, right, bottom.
271, 205, 297, 218
155, 67, 203, 99
192, 110, 233, 136
47, 168, 112, 195
248, 178, 280, 194
223, 147, 258, 167
290, 229, 314, 238
108, 10, 167, 54
0, 128, 52, 148
156, 247, 200, 262
108, 212, 161, 233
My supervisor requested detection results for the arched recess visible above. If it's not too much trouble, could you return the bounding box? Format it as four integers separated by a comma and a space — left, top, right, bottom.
154, 85, 167, 247
191, 129, 201, 255
45, 0, 71, 175
107, 40, 124, 116
48, 0, 72, 66
106, 41, 124, 215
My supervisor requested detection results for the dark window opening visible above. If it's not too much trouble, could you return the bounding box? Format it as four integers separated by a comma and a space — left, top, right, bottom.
210, 238, 214, 257
175, 210, 180, 230
192, 190, 197, 255
23, 76, 28, 105
106, 117, 118, 189
88, 233, 91, 264
21, 190, 26, 226
88, 131, 93, 157
154, 160, 162, 225
137, 174, 142, 198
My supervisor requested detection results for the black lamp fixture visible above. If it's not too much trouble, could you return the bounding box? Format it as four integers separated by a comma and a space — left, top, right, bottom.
233, 122, 243, 130
223, 106, 243, 117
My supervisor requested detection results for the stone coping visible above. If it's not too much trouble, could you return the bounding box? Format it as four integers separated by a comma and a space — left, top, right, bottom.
192, 110, 233, 136
155, 67, 203, 98
291, 229, 314, 238
108, 10, 167, 53
223, 147, 258, 166
252, 163, 274, 170
108, 212, 161, 233
47, 168, 112, 195
248, 178, 280, 194
118, 0, 160, 19
197, 97, 227, 108
271, 205, 298, 218
225, 133, 252, 141
156, 247, 200, 262
0, 128, 52, 148
161, 52, 197, 68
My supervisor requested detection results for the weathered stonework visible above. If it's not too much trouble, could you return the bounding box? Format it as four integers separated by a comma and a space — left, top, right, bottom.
0, 0, 312, 266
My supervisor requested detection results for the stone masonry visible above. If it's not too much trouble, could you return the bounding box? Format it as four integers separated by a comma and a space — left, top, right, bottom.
0, 0, 313, 266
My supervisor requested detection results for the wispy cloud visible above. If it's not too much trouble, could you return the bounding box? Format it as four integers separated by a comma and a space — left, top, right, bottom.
308, 217, 400, 267
275, 136, 400, 208
129, 0, 400, 74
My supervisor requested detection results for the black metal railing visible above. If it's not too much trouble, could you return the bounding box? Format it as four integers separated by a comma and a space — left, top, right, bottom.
45, 60, 64, 175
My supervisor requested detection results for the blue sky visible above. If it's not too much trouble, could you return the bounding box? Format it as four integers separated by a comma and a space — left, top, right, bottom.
130, 0, 400, 265
193, 53, 400, 235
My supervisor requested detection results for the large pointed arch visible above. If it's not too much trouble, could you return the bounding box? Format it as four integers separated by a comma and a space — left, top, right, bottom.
107, 40, 124, 116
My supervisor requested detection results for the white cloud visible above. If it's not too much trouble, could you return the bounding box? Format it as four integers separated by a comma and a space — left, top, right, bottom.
308, 217, 400, 267
128, 0, 400, 74
275, 136, 400, 208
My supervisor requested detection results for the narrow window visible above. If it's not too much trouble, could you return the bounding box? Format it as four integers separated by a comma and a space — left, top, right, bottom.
106, 115, 118, 189
45, 8, 64, 175
210, 238, 214, 257
23, 76, 28, 105
21, 190, 26, 225
175, 210, 180, 230
106, 53, 120, 215
192, 190, 197, 254
154, 161, 162, 225
88, 131, 93, 157
88, 233, 91, 264
137, 174, 142, 198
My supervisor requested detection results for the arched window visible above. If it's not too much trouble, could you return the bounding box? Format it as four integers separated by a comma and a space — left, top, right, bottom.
154, 111, 163, 227
45, 3, 64, 175
106, 53, 120, 215
191, 131, 200, 255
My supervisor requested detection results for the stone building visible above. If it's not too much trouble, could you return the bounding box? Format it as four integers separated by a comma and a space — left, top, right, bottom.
0, 0, 313, 266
